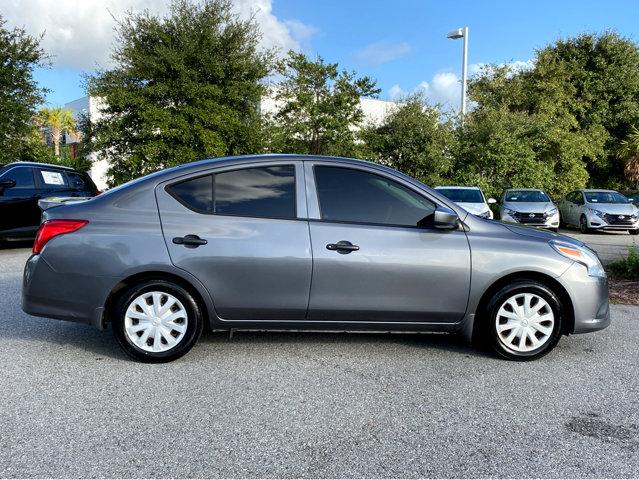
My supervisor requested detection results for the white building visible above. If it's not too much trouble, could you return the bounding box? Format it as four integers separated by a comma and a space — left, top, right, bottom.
65, 95, 396, 190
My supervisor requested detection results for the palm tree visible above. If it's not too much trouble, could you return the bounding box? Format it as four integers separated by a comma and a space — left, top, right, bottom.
618, 126, 639, 189
34, 107, 79, 158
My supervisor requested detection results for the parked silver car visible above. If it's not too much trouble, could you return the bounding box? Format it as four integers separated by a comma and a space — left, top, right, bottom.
499, 188, 560, 231
434, 186, 496, 219
558, 189, 639, 235
22, 155, 609, 362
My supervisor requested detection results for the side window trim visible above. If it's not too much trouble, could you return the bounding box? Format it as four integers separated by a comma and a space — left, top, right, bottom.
165, 162, 301, 220
308, 163, 438, 229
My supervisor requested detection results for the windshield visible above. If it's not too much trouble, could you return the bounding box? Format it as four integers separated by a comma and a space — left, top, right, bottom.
437, 188, 484, 203
585, 191, 629, 204
505, 190, 549, 203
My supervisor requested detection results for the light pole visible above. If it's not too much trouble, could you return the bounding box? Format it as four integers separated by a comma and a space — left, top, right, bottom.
447, 26, 469, 119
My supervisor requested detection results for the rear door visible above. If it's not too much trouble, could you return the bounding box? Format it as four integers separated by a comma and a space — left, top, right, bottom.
305, 163, 471, 323
156, 161, 312, 321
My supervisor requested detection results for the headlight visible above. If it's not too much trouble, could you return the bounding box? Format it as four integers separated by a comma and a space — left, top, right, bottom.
478, 210, 491, 219
549, 240, 606, 277
504, 208, 517, 216
589, 208, 606, 218
546, 208, 558, 217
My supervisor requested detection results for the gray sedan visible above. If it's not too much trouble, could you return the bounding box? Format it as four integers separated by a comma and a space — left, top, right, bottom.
22, 155, 609, 362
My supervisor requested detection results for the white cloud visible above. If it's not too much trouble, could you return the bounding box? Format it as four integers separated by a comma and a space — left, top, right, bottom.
388, 60, 533, 110
3, 0, 316, 69
355, 41, 411, 66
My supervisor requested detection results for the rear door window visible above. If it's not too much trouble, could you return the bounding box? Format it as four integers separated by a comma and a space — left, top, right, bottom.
166, 165, 296, 219
39, 169, 69, 189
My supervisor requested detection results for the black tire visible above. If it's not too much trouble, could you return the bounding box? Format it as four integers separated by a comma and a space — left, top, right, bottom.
113, 279, 203, 363
559, 214, 566, 228
550, 227, 559, 233
629, 229, 639, 236
579, 214, 591, 234
482, 280, 564, 361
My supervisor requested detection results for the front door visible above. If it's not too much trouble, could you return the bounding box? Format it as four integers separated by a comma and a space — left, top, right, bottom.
0, 166, 41, 237
156, 161, 312, 321
306, 164, 471, 323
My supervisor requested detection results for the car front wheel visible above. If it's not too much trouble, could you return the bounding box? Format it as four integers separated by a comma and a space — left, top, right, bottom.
629, 229, 639, 236
484, 281, 563, 361
113, 280, 203, 362
579, 215, 591, 234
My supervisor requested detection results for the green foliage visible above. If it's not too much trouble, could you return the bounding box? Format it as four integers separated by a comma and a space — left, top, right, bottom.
607, 247, 639, 280
264, 51, 380, 157
86, 0, 270, 186
469, 32, 639, 192
361, 94, 454, 186
617, 125, 639, 188
0, 15, 46, 164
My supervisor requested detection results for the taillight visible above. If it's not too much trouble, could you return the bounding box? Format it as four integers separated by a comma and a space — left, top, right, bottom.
33, 220, 88, 254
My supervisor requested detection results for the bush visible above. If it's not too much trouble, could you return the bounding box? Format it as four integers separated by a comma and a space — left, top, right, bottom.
607, 247, 639, 280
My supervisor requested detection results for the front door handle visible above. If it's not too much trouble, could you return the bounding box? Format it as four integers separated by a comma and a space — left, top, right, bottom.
173, 234, 208, 248
326, 240, 359, 253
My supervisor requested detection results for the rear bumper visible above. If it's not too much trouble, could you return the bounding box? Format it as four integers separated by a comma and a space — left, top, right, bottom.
558, 262, 610, 334
22, 254, 113, 329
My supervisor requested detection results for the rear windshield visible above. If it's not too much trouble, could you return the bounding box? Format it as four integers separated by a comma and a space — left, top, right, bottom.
436, 188, 484, 203
505, 190, 549, 202
585, 191, 629, 204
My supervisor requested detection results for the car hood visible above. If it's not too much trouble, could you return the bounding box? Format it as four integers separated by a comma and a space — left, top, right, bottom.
456, 202, 489, 215
503, 201, 556, 213
585, 203, 638, 215
502, 223, 583, 247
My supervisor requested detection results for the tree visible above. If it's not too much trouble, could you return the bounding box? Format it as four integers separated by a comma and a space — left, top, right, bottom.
361, 94, 455, 186
86, 0, 270, 186
469, 32, 639, 189
265, 51, 380, 157
0, 15, 46, 164
618, 126, 639, 188
34, 107, 78, 157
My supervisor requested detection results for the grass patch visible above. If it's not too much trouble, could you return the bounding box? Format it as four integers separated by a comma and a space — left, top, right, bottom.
607, 247, 639, 281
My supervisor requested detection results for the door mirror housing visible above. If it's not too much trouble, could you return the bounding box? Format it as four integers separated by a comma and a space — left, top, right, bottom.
433, 206, 460, 230
487, 197, 497, 204
0, 179, 16, 189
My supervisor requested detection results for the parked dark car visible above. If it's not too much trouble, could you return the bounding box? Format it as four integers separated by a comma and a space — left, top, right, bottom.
621, 190, 639, 208
23, 155, 609, 363
0, 162, 98, 243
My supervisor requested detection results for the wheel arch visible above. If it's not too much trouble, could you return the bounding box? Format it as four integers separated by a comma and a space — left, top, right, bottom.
471, 271, 575, 342
103, 270, 212, 330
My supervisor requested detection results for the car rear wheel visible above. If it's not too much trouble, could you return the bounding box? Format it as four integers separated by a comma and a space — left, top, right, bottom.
113, 280, 203, 362
484, 281, 563, 361
579, 215, 591, 234
629, 229, 639, 236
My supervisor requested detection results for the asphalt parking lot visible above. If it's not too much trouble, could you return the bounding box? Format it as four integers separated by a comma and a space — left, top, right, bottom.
1, 246, 638, 478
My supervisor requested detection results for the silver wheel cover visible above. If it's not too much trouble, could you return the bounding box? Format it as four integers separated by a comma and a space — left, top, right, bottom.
495, 293, 555, 353
124, 291, 188, 353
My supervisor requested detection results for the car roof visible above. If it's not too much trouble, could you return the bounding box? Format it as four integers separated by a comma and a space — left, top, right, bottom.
435, 185, 480, 190
504, 188, 544, 192
2, 161, 75, 171
580, 189, 617, 193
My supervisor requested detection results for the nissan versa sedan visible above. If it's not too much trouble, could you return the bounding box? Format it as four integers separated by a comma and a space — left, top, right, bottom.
434, 186, 496, 219
499, 188, 560, 231
22, 155, 609, 362
558, 189, 639, 235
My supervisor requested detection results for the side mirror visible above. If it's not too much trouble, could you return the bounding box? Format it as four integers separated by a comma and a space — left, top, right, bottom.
487, 197, 497, 205
0, 179, 16, 189
433, 206, 460, 230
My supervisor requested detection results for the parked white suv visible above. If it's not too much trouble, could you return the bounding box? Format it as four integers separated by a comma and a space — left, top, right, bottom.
558, 189, 639, 235
499, 188, 560, 231
435, 186, 496, 219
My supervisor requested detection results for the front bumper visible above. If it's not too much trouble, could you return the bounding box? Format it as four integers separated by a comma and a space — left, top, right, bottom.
558, 262, 610, 334
586, 213, 638, 231
501, 212, 560, 229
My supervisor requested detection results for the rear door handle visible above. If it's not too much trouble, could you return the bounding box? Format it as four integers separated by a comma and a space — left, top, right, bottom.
173, 234, 208, 248
326, 240, 359, 253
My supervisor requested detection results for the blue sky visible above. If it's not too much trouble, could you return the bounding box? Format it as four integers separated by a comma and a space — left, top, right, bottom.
15, 0, 639, 109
